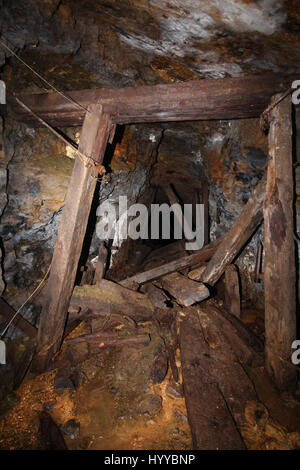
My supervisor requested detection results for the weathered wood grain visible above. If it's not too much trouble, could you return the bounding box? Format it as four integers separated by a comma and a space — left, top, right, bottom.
180, 308, 254, 450
201, 175, 266, 286
264, 94, 297, 390
11, 74, 299, 127
119, 237, 221, 288
225, 264, 241, 318
159, 272, 209, 307
34, 106, 113, 372
93, 242, 108, 286
70, 281, 155, 321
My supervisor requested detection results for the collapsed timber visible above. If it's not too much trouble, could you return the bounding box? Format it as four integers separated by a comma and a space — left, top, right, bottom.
1, 169, 273, 449
1, 73, 297, 450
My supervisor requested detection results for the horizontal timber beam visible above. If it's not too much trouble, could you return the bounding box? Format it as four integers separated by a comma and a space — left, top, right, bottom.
11, 74, 299, 127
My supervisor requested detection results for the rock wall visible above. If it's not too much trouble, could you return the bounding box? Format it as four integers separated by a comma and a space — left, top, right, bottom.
1, 0, 299, 90
202, 118, 267, 304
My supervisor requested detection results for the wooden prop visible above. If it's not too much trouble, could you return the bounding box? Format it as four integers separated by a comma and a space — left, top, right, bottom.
66, 332, 150, 347
263, 94, 297, 390
224, 264, 241, 318
34, 105, 114, 371
254, 240, 264, 283
180, 303, 264, 449
159, 272, 209, 307
201, 176, 266, 286
12, 74, 299, 127
93, 242, 108, 285
120, 237, 221, 288
70, 281, 155, 322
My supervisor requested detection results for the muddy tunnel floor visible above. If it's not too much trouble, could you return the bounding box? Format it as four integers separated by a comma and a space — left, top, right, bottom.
0, 317, 192, 450
0, 302, 300, 451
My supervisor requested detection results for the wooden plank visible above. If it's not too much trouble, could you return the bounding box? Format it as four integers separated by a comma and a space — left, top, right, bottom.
93, 242, 108, 285
0, 297, 36, 338
254, 240, 263, 283
180, 308, 249, 449
119, 237, 222, 288
140, 283, 170, 309
33, 105, 113, 372
70, 281, 155, 321
66, 332, 150, 347
159, 272, 209, 307
263, 94, 297, 390
224, 264, 241, 318
187, 264, 207, 280
204, 301, 264, 366
201, 175, 266, 286
180, 306, 265, 450
11, 74, 299, 127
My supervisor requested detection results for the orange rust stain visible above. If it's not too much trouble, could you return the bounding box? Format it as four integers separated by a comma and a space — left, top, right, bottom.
111, 126, 137, 173
207, 151, 226, 182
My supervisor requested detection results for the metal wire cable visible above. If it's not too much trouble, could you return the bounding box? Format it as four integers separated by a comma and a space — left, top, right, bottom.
0, 37, 90, 113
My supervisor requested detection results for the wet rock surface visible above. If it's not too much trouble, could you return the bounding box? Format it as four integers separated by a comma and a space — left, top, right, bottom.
0, 1, 300, 89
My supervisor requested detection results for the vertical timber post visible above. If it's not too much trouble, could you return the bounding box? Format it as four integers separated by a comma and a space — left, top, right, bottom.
264, 94, 297, 390
34, 104, 113, 372
225, 264, 241, 318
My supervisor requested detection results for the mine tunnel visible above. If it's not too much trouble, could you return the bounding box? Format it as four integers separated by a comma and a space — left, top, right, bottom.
0, 0, 299, 452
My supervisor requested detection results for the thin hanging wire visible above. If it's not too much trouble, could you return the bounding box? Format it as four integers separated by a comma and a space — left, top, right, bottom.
0, 264, 51, 339
0, 37, 90, 113
14, 95, 86, 164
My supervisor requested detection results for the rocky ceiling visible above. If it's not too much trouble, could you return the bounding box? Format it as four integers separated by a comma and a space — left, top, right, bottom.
0, 0, 299, 91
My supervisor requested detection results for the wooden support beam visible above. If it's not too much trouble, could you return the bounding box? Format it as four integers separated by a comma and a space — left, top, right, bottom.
70, 281, 155, 322
264, 94, 297, 390
159, 272, 209, 307
93, 242, 108, 286
180, 304, 265, 449
66, 332, 150, 347
254, 240, 264, 283
11, 74, 299, 127
225, 264, 241, 318
180, 307, 254, 449
119, 237, 222, 288
205, 301, 264, 366
33, 105, 114, 372
140, 283, 170, 309
201, 176, 266, 286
